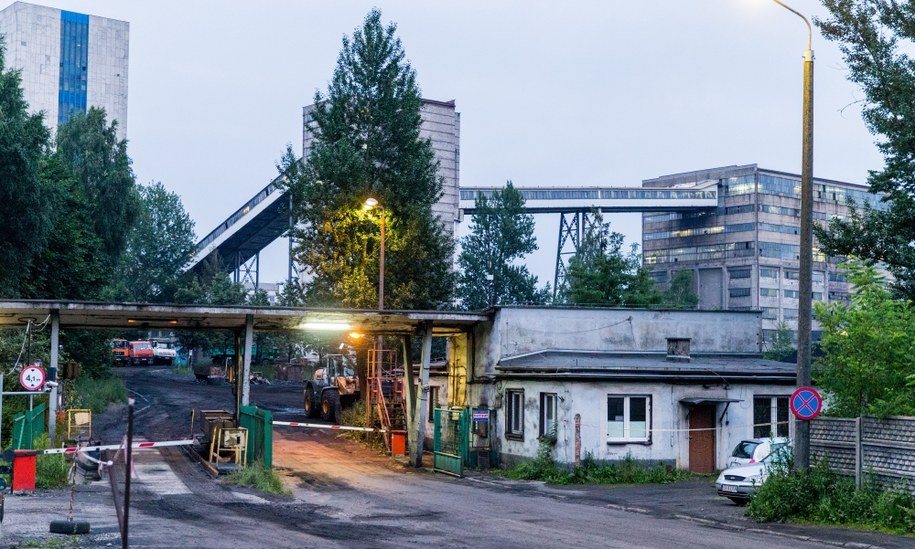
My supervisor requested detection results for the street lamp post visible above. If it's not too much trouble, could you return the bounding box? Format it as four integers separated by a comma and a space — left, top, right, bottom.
364, 197, 385, 310
771, 0, 814, 471
364, 197, 385, 429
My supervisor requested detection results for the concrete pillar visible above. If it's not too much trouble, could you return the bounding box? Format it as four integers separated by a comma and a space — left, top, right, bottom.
242, 314, 253, 406
412, 322, 433, 468
49, 312, 60, 442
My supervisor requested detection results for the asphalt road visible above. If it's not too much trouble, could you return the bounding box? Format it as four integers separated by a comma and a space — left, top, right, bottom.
1, 367, 911, 548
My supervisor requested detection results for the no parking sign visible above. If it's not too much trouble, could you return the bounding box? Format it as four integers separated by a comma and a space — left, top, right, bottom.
790, 386, 822, 421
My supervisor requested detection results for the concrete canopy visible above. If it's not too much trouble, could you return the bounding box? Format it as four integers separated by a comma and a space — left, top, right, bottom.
0, 300, 488, 335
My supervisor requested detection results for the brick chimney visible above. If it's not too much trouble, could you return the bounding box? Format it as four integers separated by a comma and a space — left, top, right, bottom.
666, 337, 691, 362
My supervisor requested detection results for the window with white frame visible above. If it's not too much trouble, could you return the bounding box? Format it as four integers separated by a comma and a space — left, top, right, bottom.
505, 389, 524, 439
540, 393, 558, 437
753, 396, 790, 438
607, 395, 650, 442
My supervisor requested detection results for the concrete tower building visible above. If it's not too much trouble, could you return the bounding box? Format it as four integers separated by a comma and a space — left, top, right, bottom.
642, 164, 884, 343
0, 1, 129, 139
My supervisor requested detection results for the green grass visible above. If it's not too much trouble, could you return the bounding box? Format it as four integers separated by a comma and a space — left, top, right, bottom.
223, 459, 291, 495
33, 433, 71, 489
66, 375, 128, 414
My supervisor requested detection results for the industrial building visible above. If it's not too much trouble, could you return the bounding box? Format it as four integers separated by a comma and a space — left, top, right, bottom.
0, 1, 129, 139
641, 164, 884, 343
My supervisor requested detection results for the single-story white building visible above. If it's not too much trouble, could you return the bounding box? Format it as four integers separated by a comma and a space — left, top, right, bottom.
438, 306, 796, 473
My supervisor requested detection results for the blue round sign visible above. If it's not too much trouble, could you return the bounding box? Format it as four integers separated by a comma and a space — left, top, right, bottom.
790, 386, 822, 421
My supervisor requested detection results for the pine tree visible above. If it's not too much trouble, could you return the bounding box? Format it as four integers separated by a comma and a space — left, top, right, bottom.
281, 9, 454, 309
457, 182, 549, 309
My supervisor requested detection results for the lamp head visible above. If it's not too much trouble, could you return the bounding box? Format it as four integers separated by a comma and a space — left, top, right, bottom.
364, 197, 379, 210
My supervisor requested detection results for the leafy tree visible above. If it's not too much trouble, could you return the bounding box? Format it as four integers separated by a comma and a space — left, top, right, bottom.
764, 321, 796, 363
814, 2, 915, 299
661, 270, 698, 310
104, 182, 196, 302
624, 265, 663, 308
813, 260, 915, 417
456, 182, 549, 309
21, 155, 108, 299
55, 107, 139, 269
0, 40, 54, 296
564, 211, 652, 306
280, 9, 454, 309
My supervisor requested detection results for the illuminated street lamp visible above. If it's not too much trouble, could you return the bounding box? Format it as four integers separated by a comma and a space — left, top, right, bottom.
363, 197, 385, 428
770, 0, 814, 471
364, 197, 385, 310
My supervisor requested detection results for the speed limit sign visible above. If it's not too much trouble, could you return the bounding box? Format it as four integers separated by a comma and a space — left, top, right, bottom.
20, 364, 46, 391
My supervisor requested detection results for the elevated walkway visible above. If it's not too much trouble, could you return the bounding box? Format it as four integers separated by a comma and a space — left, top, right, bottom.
459, 181, 718, 214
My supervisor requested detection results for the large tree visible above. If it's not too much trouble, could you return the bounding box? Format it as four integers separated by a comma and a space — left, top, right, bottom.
456, 182, 549, 309
564, 211, 653, 307
280, 9, 454, 309
104, 182, 196, 302
0, 40, 54, 296
814, 260, 915, 417
815, 2, 915, 299
55, 107, 139, 270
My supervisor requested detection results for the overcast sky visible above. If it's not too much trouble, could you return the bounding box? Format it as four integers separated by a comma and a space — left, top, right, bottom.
20, 1, 883, 287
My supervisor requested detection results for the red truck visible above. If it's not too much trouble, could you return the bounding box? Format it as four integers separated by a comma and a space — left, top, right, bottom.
128, 341, 154, 366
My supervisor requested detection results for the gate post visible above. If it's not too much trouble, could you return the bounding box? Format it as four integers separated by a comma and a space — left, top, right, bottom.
49, 311, 59, 442
855, 416, 863, 489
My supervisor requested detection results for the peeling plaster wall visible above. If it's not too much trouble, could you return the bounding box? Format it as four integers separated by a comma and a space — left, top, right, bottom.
492, 307, 761, 359
462, 307, 783, 467
493, 379, 793, 468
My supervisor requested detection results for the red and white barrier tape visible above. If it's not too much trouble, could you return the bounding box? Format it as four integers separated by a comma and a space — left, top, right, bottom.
273, 420, 386, 433
39, 439, 195, 455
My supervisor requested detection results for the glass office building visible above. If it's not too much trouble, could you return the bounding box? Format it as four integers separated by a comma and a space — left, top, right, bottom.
0, 2, 129, 139
642, 164, 884, 342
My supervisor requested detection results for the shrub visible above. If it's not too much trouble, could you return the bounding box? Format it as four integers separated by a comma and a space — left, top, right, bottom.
66, 375, 128, 414
747, 460, 915, 534
504, 443, 690, 486
34, 433, 70, 489
223, 459, 290, 495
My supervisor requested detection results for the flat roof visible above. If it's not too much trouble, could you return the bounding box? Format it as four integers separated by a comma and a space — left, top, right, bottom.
0, 300, 488, 335
497, 349, 796, 382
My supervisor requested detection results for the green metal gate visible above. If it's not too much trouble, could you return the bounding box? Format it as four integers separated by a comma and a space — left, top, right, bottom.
433, 407, 469, 477
239, 405, 272, 468
12, 403, 46, 449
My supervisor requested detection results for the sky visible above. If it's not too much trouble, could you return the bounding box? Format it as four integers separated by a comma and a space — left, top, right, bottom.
14, 1, 884, 287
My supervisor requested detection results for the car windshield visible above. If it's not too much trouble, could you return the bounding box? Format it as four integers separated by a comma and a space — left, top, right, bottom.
732, 440, 761, 459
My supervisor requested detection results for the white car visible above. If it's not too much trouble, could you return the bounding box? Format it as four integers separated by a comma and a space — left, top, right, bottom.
716, 445, 792, 504
726, 436, 789, 468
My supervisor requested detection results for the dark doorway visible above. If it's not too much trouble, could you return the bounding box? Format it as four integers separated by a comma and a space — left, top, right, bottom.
688, 404, 716, 474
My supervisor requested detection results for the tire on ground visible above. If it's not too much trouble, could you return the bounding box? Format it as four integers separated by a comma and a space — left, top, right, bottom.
50, 519, 90, 534
321, 389, 340, 423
